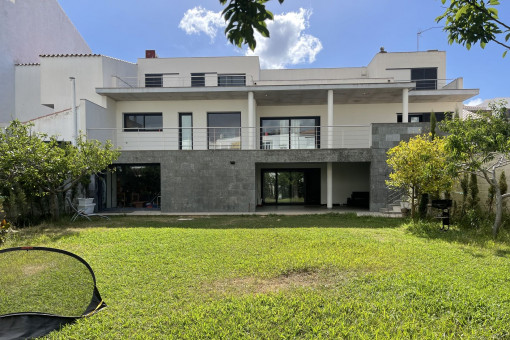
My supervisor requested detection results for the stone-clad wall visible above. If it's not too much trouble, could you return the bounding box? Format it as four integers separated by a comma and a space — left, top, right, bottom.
117, 149, 370, 213
116, 123, 429, 213
370, 123, 430, 211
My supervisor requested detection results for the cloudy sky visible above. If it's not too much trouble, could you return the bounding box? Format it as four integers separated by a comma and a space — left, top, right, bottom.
58, 0, 509, 103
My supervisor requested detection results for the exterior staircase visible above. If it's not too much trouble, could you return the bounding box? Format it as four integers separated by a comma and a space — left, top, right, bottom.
380, 187, 407, 217
379, 202, 404, 217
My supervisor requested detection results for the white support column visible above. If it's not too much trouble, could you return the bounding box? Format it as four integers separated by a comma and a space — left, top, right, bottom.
327, 162, 333, 209
402, 88, 409, 123
327, 90, 334, 148
248, 91, 255, 149
327, 90, 334, 209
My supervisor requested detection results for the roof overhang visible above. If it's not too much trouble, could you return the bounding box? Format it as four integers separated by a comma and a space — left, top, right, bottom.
96, 83, 478, 105
409, 89, 479, 103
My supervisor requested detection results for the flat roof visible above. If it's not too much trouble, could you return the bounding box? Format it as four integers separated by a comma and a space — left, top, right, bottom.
97, 83, 477, 105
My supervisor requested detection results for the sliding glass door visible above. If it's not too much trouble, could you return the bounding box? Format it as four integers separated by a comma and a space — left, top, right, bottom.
262, 169, 320, 205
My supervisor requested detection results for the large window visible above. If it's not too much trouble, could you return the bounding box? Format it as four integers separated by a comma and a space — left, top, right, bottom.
207, 112, 241, 149
179, 113, 193, 150
262, 169, 321, 205
396, 112, 446, 123
124, 113, 162, 132
260, 117, 320, 149
113, 164, 161, 209
218, 74, 246, 87
145, 74, 162, 87
191, 73, 205, 87
411, 68, 437, 90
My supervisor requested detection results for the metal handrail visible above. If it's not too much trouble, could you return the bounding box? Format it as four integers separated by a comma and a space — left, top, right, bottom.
86, 125, 372, 151
110, 74, 460, 90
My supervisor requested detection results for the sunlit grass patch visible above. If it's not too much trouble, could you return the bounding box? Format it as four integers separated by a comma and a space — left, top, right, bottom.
2, 214, 510, 338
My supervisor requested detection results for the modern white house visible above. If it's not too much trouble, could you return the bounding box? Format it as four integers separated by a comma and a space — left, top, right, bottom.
14, 48, 478, 213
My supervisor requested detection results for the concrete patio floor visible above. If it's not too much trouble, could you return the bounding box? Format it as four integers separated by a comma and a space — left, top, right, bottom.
99, 205, 397, 217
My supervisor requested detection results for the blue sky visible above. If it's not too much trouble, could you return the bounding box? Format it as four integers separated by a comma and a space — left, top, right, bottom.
58, 0, 509, 104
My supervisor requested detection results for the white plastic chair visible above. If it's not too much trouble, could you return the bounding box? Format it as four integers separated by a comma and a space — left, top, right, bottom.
67, 197, 110, 221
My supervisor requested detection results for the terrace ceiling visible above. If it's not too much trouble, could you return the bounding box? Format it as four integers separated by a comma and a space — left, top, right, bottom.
97, 83, 478, 105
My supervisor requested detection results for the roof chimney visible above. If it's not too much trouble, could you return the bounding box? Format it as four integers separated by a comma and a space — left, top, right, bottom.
145, 50, 158, 58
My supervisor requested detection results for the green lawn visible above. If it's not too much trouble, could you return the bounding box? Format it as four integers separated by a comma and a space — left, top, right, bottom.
2, 214, 510, 339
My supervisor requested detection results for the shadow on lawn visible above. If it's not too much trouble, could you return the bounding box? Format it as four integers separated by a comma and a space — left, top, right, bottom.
406, 220, 510, 249
2, 225, 80, 248
58, 213, 405, 230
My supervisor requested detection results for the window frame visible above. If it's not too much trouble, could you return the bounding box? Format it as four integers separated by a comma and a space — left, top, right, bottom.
191, 73, 206, 87
260, 116, 321, 150
179, 112, 193, 150
145, 74, 163, 88
207, 112, 241, 150
218, 74, 246, 87
123, 113, 163, 132
396, 112, 446, 123
411, 67, 438, 90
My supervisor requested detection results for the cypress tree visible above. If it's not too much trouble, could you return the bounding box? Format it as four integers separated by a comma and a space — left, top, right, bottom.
430, 111, 437, 139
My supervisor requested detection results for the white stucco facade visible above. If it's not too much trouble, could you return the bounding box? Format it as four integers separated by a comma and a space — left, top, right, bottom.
0, 0, 91, 123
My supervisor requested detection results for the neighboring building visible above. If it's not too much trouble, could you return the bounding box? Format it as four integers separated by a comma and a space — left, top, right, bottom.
463, 97, 510, 118
15, 49, 478, 213
0, 0, 91, 124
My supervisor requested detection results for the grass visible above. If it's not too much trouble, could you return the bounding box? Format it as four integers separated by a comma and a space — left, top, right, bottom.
2, 213, 510, 339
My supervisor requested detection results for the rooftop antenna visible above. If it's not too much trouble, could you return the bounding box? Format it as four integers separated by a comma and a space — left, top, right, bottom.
417, 26, 443, 51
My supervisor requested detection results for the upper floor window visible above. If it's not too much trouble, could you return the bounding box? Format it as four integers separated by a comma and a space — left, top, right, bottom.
411, 68, 437, 90
396, 112, 445, 123
124, 113, 162, 132
260, 117, 320, 149
218, 74, 246, 87
207, 112, 241, 149
179, 113, 193, 150
191, 73, 205, 87
145, 74, 163, 87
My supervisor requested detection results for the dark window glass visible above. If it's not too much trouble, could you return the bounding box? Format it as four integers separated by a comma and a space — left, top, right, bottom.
261, 168, 321, 205
260, 117, 320, 149
396, 112, 445, 123
179, 113, 193, 150
207, 112, 241, 149
145, 74, 163, 87
411, 68, 437, 90
218, 74, 246, 86
113, 164, 161, 209
191, 73, 205, 87
124, 113, 162, 132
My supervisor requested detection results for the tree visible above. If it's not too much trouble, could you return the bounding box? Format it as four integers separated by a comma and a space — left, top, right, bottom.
440, 100, 510, 237
468, 172, 480, 210
0, 120, 120, 219
219, 0, 509, 56
437, 0, 510, 56
220, 0, 284, 50
430, 111, 437, 139
386, 134, 453, 218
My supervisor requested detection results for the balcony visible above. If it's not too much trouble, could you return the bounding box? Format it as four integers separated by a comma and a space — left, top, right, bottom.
86, 125, 372, 151
114, 74, 251, 88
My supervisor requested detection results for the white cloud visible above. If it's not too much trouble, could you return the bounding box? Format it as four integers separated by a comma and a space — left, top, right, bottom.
178, 6, 225, 41
246, 8, 322, 69
178, 7, 322, 68
465, 98, 483, 106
